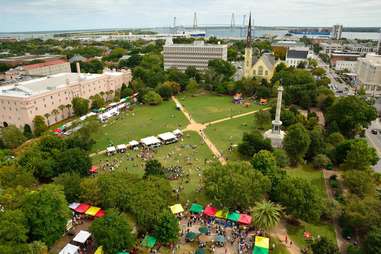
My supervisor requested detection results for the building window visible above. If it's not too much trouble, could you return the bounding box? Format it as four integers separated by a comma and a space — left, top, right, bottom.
258, 66, 264, 76
265, 71, 268, 76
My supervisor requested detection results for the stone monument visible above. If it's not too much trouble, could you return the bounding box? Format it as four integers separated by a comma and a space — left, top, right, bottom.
264, 86, 285, 147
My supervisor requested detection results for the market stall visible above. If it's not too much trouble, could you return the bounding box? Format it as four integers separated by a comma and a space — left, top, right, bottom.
253, 236, 269, 254
141, 235, 156, 248
59, 243, 80, 254
116, 144, 127, 153
238, 214, 252, 225
128, 140, 139, 150
158, 132, 178, 145
189, 203, 203, 214
203, 205, 217, 217
170, 204, 184, 215
140, 136, 161, 148
106, 146, 116, 156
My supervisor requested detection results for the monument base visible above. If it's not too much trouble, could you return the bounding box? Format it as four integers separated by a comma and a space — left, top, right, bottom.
264, 129, 285, 148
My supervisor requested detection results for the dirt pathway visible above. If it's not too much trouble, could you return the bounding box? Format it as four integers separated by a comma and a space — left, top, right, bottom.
205, 107, 271, 127
271, 221, 301, 254
322, 170, 348, 253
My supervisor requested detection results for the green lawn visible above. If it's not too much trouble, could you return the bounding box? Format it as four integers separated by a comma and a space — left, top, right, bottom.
92, 132, 216, 203
177, 91, 264, 124
284, 165, 336, 249
205, 114, 255, 161
91, 100, 189, 152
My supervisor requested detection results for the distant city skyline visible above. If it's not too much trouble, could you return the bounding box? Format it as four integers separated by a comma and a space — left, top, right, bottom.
1, 0, 380, 32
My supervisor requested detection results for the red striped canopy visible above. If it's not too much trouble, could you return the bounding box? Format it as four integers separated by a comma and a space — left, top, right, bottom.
238, 214, 252, 225
95, 209, 105, 218
74, 203, 91, 213
203, 205, 218, 216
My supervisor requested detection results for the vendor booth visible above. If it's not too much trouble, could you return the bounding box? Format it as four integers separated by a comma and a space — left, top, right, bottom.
106, 146, 116, 156
172, 129, 183, 138
253, 236, 270, 254
128, 140, 139, 150
59, 243, 80, 254
170, 204, 184, 215
116, 144, 127, 153
158, 132, 178, 144
140, 136, 161, 148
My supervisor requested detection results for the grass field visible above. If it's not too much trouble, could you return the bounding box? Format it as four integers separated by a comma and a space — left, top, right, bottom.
92, 132, 216, 203
284, 165, 336, 249
91, 101, 188, 152
177, 91, 264, 124
205, 114, 256, 161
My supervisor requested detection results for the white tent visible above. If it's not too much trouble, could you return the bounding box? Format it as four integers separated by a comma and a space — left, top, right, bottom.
140, 136, 161, 148
129, 140, 139, 150
158, 132, 178, 144
117, 144, 127, 153
73, 230, 91, 244
173, 129, 183, 137
59, 243, 79, 254
106, 146, 116, 156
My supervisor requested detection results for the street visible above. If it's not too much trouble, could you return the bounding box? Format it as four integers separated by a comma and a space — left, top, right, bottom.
366, 119, 381, 172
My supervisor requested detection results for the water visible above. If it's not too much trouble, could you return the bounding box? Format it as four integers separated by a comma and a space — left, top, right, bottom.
0, 27, 379, 40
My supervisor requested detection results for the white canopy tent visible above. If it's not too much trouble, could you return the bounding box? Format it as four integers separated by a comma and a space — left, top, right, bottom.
158, 132, 178, 144
117, 144, 127, 153
140, 136, 161, 148
59, 243, 79, 254
72, 230, 91, 244
173, 129, 183, 137
106, 146, 116, 156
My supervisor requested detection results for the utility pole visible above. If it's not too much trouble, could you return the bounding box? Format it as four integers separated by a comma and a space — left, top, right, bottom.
193, 12, 198, 29
241, 14, 247, 37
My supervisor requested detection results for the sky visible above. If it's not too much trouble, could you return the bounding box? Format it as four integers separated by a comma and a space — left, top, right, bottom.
0, 0, 380, 32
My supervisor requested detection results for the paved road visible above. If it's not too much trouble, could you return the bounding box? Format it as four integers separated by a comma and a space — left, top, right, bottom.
365, 119, 381, 173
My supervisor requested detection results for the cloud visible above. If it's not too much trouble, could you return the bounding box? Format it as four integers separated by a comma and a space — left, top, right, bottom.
0, 0, 380, 32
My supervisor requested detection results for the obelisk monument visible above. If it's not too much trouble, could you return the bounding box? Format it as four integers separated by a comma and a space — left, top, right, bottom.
264, 86, 285, 147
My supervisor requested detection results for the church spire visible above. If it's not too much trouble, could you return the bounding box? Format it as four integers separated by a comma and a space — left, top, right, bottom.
246, 12, 252, 48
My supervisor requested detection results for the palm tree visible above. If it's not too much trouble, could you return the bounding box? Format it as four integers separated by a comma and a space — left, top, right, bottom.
51, 109, 59, 123
100, 91, 106, 101
251, 200, 283, 231
44, 113, 51, 126
58, 105, 65, 120
66, 104, 72, 117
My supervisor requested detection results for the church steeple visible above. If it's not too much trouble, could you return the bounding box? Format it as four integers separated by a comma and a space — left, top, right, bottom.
246, 12, 252, 48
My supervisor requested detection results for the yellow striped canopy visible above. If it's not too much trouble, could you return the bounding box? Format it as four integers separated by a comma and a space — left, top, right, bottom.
85, 206, 101, 216
170, 204, 184, 214
255, 236, 270, 249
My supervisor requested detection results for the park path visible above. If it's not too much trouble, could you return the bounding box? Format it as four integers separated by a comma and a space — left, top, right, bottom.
205, 107, 270, 127
322, 169, 348, 254
270, 221, 301, 254
172, 96, 227, 165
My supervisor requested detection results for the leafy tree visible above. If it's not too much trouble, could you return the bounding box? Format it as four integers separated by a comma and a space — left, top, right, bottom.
32, 115, 48, 137
255, 110, 272, 130
273, 149, 289, 168
238, 131, 272, 158
23, 124, 33, 139
256, 86, 272, 99
90, 94, 105, 110
341, 139, 378, 171
0, 165, 36, 189
283, 123, 311, 165
90, 209, 136, 254
203, 162, 270, 210
144, 159, 165, 178
185, 66, 201, 82
186, 79, 199, 93
326, 96, 377, 137
78, 59, 104, 73
272, 176, 323, 222
156, 81, 179, 100
312, 67, 326, 77
340, 196, 381, 235
71, 97, 89, 116
18, 147, 57, 180
0, 63, 11, 72
118, 54, 142, 68
306, 127, 325, 160
311, 237, 339, 254
55, 148, 91, 176
1, 125, 26, 149
153, 210, 179, 244
251, 150, 278, 175
0, 209, 28, 245
312, 154, 331, 169
227, 47, 239, 61
326, 132, 345, 146
53, 172, 82, 202
166, 68, 189, 89
120, 84, 134, 98
22, 184, 70, 246
143, 91, 163, 105
364, 227, 381, 254
343, 170, 376, 197
251, 200, 283, 231
208, 59, 236, 81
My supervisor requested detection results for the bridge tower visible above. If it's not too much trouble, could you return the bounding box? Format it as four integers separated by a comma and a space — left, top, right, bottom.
231, 13, 236, 28
193, 12, 198, 29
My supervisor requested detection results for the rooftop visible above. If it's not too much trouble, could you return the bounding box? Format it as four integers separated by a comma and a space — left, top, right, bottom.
0, 71, 123, 97
0, 54, 65, 63
164, 40, 227, 48
23, 59, 68, 70
287, 50, 309, 59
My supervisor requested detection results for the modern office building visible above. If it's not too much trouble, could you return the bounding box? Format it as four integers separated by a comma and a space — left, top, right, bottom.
163, 39, 227, 70
320, 42, 344, 55
331, 24, 343, 40
356, 54, 381, 96
0, 65, 132, 128
345, 44, 376, 54
330, 52, 360, 71
4, 60, 71, 80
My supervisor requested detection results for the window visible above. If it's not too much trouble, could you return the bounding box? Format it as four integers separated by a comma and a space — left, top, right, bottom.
265, 71, 268, 76
258, 66, 264, 76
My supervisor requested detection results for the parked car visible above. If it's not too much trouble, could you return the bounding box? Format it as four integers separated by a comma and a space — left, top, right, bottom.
371, 129, 378, 135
